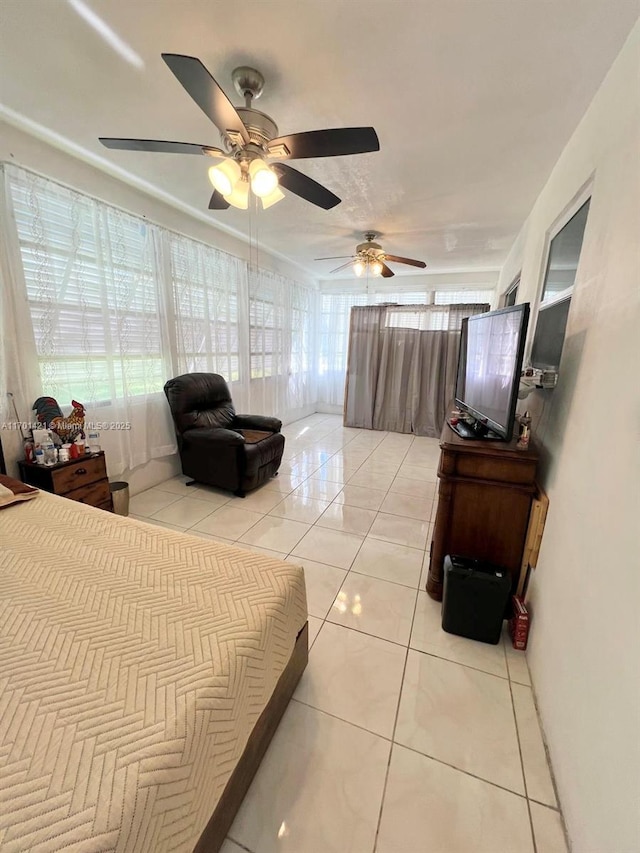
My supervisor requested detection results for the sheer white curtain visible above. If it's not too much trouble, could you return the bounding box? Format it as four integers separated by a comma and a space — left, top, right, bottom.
289, 279, 316, 415
248, 268, 316, 418
345, 303, 489, 436
2, 165, 320, 475
4, 166, 176, 474
318, 291, 369, 406
167, 230, 248, 406
0, 170, 42, 474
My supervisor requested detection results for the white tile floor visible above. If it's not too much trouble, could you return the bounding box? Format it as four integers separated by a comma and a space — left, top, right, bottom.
131, 414, 568, 853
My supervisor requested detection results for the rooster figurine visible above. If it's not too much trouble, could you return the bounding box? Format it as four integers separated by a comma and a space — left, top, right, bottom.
33, 397, 86, 444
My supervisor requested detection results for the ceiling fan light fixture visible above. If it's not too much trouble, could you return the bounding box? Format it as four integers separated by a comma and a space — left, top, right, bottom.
353, 260, 365, 277
261, 186, 285, 209
224, 177, 250, 209
208, 159, 242, 196
249, 159, 279, 197
370, 259, 383, 277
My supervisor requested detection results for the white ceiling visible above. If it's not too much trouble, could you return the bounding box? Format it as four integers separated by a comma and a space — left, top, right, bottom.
1, 0, 637, 279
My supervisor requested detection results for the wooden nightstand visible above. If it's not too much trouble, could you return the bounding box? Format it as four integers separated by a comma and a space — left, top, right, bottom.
18, 452, 113, 511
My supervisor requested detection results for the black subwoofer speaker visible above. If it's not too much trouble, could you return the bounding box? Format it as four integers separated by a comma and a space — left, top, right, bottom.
442, 555, 512, 645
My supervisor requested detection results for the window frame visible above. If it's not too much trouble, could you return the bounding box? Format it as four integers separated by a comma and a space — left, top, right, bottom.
528, 181, 593, 367
502, 275, 520, 308
536, 185, 592, 310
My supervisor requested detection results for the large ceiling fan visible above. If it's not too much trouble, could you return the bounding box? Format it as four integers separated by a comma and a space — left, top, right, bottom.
316, 233, 427, 277
99, 54, 379, 211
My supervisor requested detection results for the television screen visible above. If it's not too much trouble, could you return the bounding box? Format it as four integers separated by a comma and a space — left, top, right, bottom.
455, 303, 530, 440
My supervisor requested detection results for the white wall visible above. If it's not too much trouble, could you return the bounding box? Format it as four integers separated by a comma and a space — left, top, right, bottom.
497, 22, 640, 853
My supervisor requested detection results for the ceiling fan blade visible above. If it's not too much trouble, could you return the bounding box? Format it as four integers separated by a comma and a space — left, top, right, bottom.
384, 254, 427, 269
380, 263, 395, 278
267, 127, 379, 160
314, 255, 353, 261
162, 53, 250, 145
99, 138, 225, 156
208, 190, 230, 210
274, 164, 341, 210
329, 261, 355, 274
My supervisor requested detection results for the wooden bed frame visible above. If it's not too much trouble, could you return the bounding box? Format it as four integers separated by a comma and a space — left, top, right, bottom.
193, 621, 309, 852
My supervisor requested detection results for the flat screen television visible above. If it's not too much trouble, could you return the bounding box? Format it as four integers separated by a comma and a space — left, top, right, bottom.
454, 303, 530, 441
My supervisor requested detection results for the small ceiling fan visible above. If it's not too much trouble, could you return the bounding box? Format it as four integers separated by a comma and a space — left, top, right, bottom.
99, 54, 379, 211
316, 233, 427, 277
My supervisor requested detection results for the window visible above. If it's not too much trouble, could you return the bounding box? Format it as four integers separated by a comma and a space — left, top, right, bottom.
290, 283, 313, 377
374, 291, 430, 305
317, 292, 369, 405
540, 199, 590, 303
385, 303, 482, 331
531, 197, 591, 370
3, 164, 319, 471
503, 277, 520, 307
7, 170, 165, 405
434, 289, 495, 305
318, 292, 369, 377
169, 234, 243, 381
249, 273, 285, 380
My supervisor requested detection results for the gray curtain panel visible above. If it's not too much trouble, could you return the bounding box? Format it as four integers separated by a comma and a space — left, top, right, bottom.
343, 305, 386, 428
344, 303, 489, 436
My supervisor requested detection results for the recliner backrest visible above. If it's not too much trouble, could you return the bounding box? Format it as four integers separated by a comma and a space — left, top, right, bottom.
164, 373, 236, 434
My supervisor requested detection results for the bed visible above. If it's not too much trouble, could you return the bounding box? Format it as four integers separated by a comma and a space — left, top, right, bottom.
0, 487, 308, 852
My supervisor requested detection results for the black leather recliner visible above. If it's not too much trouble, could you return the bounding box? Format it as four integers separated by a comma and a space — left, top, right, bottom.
164, 373, 285, 497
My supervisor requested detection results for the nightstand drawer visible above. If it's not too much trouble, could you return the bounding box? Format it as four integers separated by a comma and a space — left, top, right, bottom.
66, 479, 111, 507
51, 456, 106, 494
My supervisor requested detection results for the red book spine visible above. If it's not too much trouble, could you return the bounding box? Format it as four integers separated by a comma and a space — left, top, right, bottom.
509, 595, 530, 650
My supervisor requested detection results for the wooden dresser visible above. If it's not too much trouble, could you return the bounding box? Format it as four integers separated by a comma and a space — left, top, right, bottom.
426, 421, 538, 601
18, 452, 113, 512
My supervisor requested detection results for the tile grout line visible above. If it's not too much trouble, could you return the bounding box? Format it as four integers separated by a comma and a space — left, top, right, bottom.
295, 423, 396, 651
506, 620, 568, 849
230, 419, 554, 849
393, 740, 536, 802
274, 421, 392, 650
135, 418, 449, 850
287, 422, 426, 851
293, 659, 542, 806
505, 637, 539, 853
297, 425, 545, 849
372, 576, 419, 853
290, 696, 394, 743
405, 643, 519, 681
365, 433, 421, 853
225, 836, 254, 853
528, 678, 572, 850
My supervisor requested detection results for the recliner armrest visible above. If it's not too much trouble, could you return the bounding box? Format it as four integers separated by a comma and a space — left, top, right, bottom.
182, 427, 245, 446
233, 414, 282, 433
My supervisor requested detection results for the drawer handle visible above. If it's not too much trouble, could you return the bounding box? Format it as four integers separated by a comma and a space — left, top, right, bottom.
75, 468, 87, 475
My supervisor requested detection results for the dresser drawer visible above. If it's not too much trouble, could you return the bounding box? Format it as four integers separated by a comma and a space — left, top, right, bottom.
65, 478, 112, 508
51, 456, 106, 494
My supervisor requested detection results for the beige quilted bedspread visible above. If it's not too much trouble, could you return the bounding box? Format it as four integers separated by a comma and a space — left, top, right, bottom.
0, 492, 307, 852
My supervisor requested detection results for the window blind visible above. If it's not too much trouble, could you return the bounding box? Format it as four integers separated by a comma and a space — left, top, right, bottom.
434, 289, 495, 304
7, 171, 165, 406
169, 232, 243, 382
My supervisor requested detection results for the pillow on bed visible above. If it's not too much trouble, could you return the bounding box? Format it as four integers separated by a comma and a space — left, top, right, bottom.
0, 475, 39, 508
